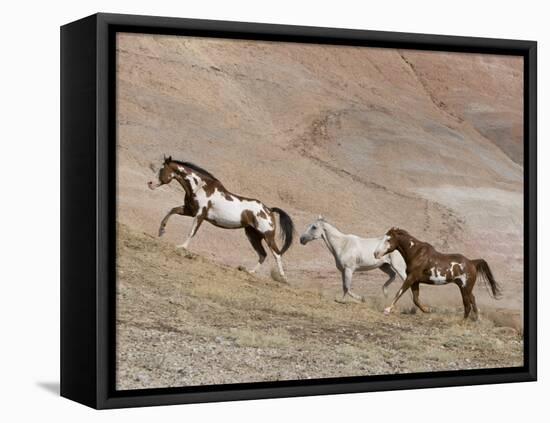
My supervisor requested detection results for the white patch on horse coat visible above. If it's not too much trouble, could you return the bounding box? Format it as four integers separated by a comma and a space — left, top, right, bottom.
257, 209, 274, 229
410, 240, 415, 247
196, 188, 273, 232
450, 262, 467, 286
429, 262, 468, 287
174, 166, 274, 234
429, 267, 447, 285
180, 170, 203, 193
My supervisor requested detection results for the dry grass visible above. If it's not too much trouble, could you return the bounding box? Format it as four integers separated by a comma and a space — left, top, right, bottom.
113, 36, 525, 391
116, 224, 523, 389
228, 327, 293, 348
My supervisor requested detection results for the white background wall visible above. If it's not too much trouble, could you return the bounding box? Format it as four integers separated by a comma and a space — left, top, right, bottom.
1, 0, 547, 420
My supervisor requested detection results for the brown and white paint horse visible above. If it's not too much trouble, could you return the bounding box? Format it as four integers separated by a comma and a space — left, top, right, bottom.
374, 228, 501, 319
148, 156, 295, 281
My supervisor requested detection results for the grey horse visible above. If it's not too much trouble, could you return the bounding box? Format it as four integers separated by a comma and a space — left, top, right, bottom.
300, 216, 407, 302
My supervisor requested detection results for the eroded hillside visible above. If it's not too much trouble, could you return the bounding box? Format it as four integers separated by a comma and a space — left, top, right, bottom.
116, 33, 524, 315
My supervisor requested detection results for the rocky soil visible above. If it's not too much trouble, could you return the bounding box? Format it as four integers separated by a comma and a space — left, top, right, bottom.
116, 226, 523, 389
114, 33, 525, 389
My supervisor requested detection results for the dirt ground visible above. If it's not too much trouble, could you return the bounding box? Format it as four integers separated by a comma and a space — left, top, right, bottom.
116, 225, 523, 389
114, 33, 525, 389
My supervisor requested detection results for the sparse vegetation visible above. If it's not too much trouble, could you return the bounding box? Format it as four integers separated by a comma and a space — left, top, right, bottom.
115, 34, 524, 391
116, 224, 523, 390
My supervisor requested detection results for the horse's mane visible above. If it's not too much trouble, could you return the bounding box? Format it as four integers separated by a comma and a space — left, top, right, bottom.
392, 228, 409, 236
391, 227, 427, 246
171, 160, 219, 181
390, 227, 413, 239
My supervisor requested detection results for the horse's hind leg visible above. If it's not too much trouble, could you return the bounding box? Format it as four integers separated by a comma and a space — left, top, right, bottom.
411, 282, 430, 313
379, 263, 396, 297
158, 206, 186, 237
264, 232, 287, 282
459, 286, 472, 319
244, 227, 267, 273
470, 292, 480, 320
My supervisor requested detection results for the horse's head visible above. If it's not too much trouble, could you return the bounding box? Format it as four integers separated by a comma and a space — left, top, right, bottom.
374, 227, 400, 259
148, 156, 176, 190
300, 215, 326, 245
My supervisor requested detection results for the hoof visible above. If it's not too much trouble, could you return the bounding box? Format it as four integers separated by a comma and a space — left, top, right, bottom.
361, 296, 367, 303
176, 244, 188, 250
158, 227, 165, 237
383, 307, 392, 315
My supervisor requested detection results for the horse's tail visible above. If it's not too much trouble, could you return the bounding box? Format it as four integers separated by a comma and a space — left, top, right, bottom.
473, 259, 502, 299
271, 207, 295, 255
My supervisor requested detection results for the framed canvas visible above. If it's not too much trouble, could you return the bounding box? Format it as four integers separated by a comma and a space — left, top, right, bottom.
60, 13, 537, 409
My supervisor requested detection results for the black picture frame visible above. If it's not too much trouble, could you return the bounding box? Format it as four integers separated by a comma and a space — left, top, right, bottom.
60, 12, 537, 409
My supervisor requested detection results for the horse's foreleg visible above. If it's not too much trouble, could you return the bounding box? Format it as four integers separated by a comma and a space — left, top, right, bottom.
411, 282, 430, 313
158, 206, 186, 237
384, 277, 414, 315
177, 216, 204, 249
341, 268, 363, 302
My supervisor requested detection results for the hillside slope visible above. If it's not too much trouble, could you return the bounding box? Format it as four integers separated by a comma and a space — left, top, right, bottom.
117, 225, 523, 389
115, 34, 524, 317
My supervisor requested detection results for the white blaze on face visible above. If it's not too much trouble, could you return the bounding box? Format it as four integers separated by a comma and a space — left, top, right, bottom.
410, 240, 415, 247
